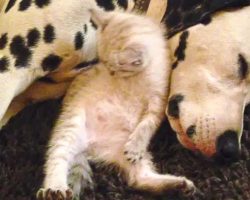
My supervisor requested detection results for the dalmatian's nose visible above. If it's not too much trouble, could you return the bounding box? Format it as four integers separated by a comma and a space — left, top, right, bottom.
216, 130, 240, 162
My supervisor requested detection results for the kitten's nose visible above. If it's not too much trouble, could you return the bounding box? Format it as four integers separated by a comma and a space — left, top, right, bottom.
215, 130, 240, 162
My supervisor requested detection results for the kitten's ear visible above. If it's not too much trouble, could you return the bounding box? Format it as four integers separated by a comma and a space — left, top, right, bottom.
90, 9, 111, 29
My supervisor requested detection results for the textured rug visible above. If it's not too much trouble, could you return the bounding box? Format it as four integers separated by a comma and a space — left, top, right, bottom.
0, 100, 249, 200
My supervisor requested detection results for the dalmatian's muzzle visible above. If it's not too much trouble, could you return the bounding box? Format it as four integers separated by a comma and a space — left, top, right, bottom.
165, 5, 250, 162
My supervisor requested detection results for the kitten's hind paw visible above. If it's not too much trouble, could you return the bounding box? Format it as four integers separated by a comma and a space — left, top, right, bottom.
179, 178, 196, 197
36, 188, 73, 200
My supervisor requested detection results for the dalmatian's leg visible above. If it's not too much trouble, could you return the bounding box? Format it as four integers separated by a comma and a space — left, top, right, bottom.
0, 75, 16, 123
0, 80, 71, 128
0, 0, 5, 12
0, 68, 35, 126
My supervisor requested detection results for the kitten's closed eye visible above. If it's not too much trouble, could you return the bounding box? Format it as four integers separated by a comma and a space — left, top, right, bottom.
111, 44, 146, 69
131, 60, 142, 66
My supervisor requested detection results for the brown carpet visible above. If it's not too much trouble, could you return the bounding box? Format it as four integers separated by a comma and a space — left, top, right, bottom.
0, 100, 249, 200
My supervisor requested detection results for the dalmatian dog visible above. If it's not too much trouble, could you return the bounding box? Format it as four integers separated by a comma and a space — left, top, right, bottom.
0, 0, 135, 127
1, 0, 250, 164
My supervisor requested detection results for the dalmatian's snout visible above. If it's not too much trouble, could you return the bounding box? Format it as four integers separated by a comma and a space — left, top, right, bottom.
167, 94, 243, 162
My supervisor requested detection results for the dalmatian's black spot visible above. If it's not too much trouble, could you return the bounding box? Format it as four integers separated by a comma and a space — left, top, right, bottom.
201, 15, 212, 25
165, 0, 250, 38
74, 32, 84, 50
43, 24, 55, 43
42, 54, 63, 71
5, 0, 17, 13
174, 31, 189, 61
35, 0, 50, 8
19, 0, 32, 11
183, 10, 202, 25
209, 0, 250, 10
167, 10, 182, 29
95, 0, 115, 11
27, 28, 40, 47
0, 57, 9, 72
187, 125, 196, 138
133, 0, 150, 11
238, 54, 248, 79
84, 24, 88, 34
172, 60, 179, 69
168, 0, 182, 9
37, 76, 56, 83
181, 0, 203, 11
0, 33, 8, 50
74, 58, 99, 70
10, 35, 32, 67
168, 94, 184, 118
117, 0, 128, 9
90, 19, 98, 29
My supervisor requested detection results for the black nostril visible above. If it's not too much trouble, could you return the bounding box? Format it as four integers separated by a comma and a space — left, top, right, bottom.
167, 94, 184, 118
216, 130, 240, 162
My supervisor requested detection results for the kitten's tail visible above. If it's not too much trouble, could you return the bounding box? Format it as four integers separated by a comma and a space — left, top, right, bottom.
68, 154, 93, 198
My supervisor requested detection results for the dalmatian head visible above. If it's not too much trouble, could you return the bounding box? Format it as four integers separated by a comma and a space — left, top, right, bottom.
166, 6, 250, 162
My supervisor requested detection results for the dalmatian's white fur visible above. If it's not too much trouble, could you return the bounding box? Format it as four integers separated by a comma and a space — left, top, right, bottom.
167, 6, 250, 160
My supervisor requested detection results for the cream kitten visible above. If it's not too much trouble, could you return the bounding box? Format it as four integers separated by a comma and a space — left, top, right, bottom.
37, 9, 195, 200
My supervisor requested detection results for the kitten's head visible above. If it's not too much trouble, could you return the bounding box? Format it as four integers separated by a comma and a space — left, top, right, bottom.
90, 9, 166, 77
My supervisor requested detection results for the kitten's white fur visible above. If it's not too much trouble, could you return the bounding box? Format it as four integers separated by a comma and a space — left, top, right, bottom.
38, 9, 195, 199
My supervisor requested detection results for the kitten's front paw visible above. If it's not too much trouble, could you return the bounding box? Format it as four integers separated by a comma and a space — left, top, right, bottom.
124, 139, 146, 164
37, 188, 73, 200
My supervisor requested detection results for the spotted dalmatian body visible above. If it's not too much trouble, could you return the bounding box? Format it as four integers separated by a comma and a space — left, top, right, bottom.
0, 0, 135, 126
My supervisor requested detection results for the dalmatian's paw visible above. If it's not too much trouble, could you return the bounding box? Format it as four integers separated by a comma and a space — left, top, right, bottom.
36, 188, 73, 200
124, 138, 146, 164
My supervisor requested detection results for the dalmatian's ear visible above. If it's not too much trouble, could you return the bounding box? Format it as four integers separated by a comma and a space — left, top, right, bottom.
90, 8, 112, 29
